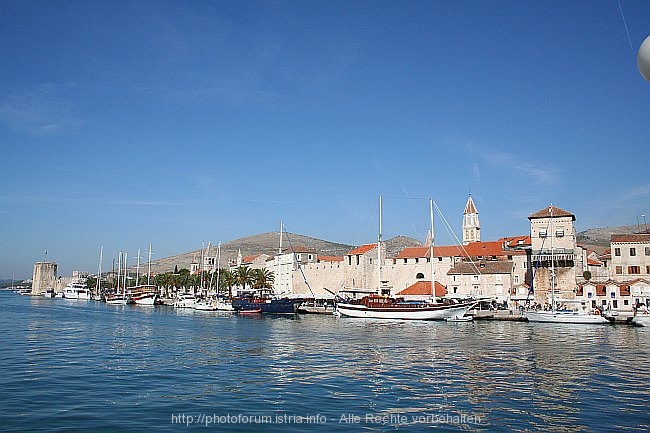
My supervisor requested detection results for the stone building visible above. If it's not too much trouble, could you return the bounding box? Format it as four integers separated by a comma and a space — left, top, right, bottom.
31, 262, 57, 295
528, 205, 578, 305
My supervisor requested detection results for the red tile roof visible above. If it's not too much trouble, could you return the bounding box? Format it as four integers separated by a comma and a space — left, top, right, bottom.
396, 281, 447, 297
528, 205, 575, 221
317, 255, 343, 262
348, 244, 377, 255
611, 234, 650, 243
395, 240, 526, 260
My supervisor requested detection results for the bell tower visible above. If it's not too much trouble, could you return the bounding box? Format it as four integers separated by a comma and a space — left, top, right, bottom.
462, 194, 480, 245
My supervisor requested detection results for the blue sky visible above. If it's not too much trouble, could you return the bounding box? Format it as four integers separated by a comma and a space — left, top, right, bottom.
1, 0, 649, 279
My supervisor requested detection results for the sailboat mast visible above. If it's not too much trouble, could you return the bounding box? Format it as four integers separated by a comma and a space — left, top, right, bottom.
116, 252, 122, 293
147, 244, 152, 285
378, 195, 382, 294
430, 199, 437, 303
97, 246, 103, 295
123, 252, 128, 295
550, 204, 555, 311
135, 248, 141, 286
216, 241, 221, 296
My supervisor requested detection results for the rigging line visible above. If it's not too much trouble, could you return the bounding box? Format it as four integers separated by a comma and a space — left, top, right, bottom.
431, 199, 483, 276
282, 225, 316, 298
618, 0, 634, 51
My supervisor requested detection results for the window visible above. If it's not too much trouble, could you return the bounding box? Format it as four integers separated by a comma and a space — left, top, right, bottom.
611, 292, 616, 299
646, 247, 650, 256
472, 275, 479, 282
453, 287, 458, 294
539, 230, 547, 238
514, 275, 519, 284
624, 299, 629, 306
615, 248, 621, 256
628, 266, 641, 274
616, 266, 623, 275
555, 229, 564, 237
415, 258, 419, 264
630, 248, 636, 257
416, 273, 425, 279
587, 292, 593, 298
647, 266, 650, 274
613, 300, 618, 308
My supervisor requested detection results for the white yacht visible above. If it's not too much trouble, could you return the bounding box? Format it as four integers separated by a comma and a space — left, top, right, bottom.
63, 280, 91, 300
174, 293, 197, 308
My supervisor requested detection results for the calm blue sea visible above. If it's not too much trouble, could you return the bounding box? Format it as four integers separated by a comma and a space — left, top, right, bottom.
1, 291, 649, 432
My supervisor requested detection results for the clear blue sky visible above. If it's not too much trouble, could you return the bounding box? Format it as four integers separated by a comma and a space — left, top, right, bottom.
1, 1, 649, 280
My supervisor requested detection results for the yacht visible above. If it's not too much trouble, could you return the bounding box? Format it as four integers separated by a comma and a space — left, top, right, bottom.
63, 280, 91, 300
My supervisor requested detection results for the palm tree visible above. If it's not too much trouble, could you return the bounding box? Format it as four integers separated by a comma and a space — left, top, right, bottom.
234, 266, 255, 292
221, 269, 237, 299
251, 268, 275, 290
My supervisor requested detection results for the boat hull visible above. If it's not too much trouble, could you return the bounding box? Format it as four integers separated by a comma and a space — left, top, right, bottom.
105, 297, 128, 305
132, 294, 158, 305
335, 302, 474, 320
631, 314, 649, 327
232, 298, 304, 314
526, 311, 611, 324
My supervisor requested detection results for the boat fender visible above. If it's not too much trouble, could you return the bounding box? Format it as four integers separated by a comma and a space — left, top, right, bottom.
595, 310, 600, 315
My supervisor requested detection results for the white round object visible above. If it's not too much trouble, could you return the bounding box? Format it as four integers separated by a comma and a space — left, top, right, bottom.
638, 35, 650, 82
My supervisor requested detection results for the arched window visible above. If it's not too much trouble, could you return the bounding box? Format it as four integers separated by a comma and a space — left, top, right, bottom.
416, 273, 425, 279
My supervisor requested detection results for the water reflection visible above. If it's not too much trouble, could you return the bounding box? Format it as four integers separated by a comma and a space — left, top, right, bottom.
2, 292, 649, 432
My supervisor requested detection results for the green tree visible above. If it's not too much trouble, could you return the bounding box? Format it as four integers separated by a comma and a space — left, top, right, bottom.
251, 268, 275, 290
221, 269, 237, 299
234, 266, 254, 292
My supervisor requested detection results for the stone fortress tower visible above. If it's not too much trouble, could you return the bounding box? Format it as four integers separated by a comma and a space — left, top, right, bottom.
32, 262, 57, 295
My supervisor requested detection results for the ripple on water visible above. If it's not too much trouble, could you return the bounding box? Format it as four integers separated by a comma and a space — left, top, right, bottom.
2, 293, 650, 432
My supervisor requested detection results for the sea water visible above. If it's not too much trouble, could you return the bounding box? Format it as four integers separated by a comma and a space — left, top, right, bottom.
1, 291, 648, 432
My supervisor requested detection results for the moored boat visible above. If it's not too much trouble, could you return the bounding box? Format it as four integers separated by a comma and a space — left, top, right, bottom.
631, 305, 650, 327
174, 293, 197, 308
193, 298, 217, 311
526, 309, 611, 324
231, 291, 305, 314
336, 295, 476, 320
128, 284, 159, 305
336, 197, 477, 321
63, 280, 91, 300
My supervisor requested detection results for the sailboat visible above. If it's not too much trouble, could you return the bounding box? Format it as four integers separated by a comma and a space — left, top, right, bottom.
128, 245, 159, 305
525, 205, 610, 324
335, 196, 477, 320
106, 252, 129, 305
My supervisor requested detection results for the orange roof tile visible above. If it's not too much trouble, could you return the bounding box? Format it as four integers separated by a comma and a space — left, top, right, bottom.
611, 234, 650, 243
317, 255, 343, 262
396, 281, 447, 297
528, 205, 575, 221
348, 244, 377, 255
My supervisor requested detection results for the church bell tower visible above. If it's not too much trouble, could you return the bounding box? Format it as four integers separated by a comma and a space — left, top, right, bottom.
462, 194, 480, 245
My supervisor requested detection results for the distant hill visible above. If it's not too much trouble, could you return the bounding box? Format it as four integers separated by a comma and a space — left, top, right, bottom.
147, 224, 643, 273
148, 232, 422, 273
576, 224, 644, 252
